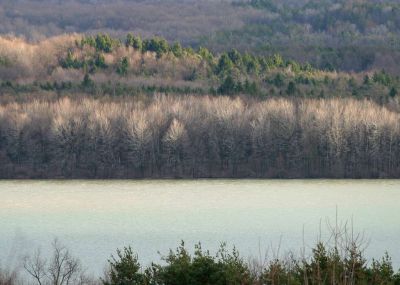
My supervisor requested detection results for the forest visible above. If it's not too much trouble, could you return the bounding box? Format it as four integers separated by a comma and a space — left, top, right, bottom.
0, 96, 399, 178
2, 2, 400, 284
1, 1, 400, 178
0, 34, 399, 104
2, 0, 400, 73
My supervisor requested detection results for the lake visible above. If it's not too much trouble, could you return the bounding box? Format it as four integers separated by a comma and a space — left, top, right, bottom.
0, 180, 399, 275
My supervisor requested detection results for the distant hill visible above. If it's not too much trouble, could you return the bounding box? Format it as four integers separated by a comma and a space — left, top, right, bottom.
2, 0, 400, 73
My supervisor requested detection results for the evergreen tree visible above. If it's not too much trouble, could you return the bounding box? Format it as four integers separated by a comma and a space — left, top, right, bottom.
117, 57, 129, 76
389, 87, 398, 98
286, 81, 296, 95
143, 37, 169, 58
198, 47, 214, 62
82, 73, 94, 88
273, 73, 284, 87
126, 33, 143, 51
363, 75, 370, 85
94, 34, 117, 53
216, 53, 234, 75
103, 247, 144, 285
218, 76, 236, 95
94, 53, 107, 69
171, 42, 183, 57
227, 49, 242, 66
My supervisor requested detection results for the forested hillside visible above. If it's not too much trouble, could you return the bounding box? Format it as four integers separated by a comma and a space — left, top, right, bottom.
205, 0, 400, 73
2, 0, 400, 73
1, 1, 400, 178
0, 34, 399, 105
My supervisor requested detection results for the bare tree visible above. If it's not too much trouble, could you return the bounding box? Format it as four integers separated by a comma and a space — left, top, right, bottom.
24, 239, 87, 285
24, 248, 47, 285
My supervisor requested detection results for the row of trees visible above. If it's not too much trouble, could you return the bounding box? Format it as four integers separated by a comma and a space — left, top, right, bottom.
0, 95, 399, 178
104, 236, 400, 285
74, 34, 313, 76
1, 35, 399, 101
80, 34, 184, 59
55, 34, 400, 100
9, 221, 400, 285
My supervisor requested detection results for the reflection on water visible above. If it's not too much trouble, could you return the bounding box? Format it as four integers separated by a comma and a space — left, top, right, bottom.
0, 180, 399, 274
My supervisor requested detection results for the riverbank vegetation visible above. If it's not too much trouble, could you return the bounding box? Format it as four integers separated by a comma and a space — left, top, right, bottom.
3, 231, 400, 285
103, 242, 400, 285
0, 96, 399, 178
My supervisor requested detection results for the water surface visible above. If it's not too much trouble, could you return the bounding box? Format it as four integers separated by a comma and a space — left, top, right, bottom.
0, 180, 399, 274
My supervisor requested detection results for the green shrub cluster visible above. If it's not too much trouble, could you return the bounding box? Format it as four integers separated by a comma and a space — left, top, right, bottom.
373, 70, 393, 86
80, 34, 121, 53
6, 33, 399, 100
218, 76, 259, 96
60, 50, 107, 72
215, 50, 311, 77
65, 34, 313, 77
104, 242, 400, 285
125, 34, 189, 59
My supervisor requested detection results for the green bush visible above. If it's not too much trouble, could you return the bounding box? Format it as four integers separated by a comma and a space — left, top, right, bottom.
81, 34, 120, 53
199, 47, 214, 63
103, 246, 144, 285
171, 42, 183, 57
286, 81, 296, 95
218, 75, 236, 95
150, 242, 251, 285
373, 70, 392, 86
389, 87, 398, 98
60, 51, 83, 69
94, 53, 107, 69
216, 53, 234, 75
117, 57, 129, 76
143, 37, 169, 58
126, 33, 143, 51
100, 241, 400, 285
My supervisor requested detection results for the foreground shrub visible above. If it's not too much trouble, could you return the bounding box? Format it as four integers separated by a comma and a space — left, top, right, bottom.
18, 221, 400, 285
103, 247, 143, 285
102, 241, 400, 285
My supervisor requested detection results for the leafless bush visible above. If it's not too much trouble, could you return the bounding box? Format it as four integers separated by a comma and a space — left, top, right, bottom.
0, 267, 18, 285
0, 35, 79, 81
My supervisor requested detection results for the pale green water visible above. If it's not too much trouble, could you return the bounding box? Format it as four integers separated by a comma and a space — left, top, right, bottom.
0, 180, 399, 274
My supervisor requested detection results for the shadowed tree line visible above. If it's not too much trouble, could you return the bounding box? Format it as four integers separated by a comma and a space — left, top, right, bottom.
0, 95, 399, 178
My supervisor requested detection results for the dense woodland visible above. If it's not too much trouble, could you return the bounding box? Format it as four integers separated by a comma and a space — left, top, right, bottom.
2, 0, 400, 73
1, 96, 399, 178
207, 0, 400, 73
0, 34, 399, 104
2, 3, 400, 284
1, 1, 400, 178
